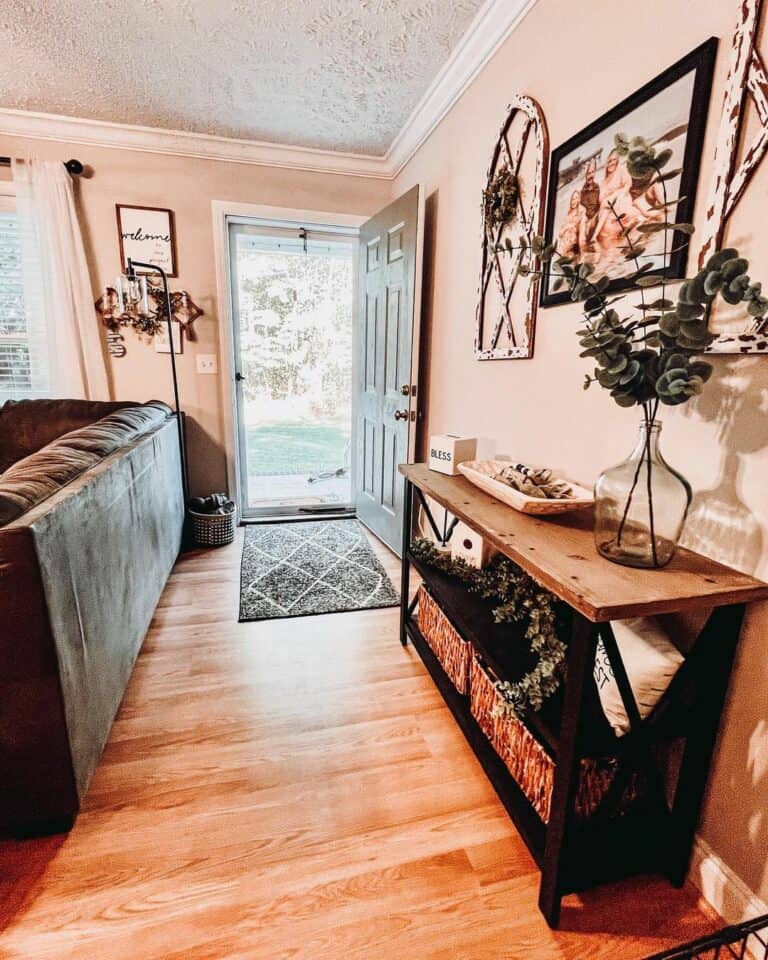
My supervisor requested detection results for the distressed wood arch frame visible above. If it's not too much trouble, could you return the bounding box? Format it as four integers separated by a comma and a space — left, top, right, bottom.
700, 0, 768, 353
475, 95, 549, 360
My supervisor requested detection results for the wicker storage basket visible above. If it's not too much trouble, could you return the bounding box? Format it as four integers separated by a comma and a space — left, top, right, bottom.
469, 655, 641, 824
189, 507, 236, 547
416, 585, 471, 694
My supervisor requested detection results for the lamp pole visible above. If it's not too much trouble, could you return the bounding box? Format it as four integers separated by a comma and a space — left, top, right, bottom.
126, 257, 189, 502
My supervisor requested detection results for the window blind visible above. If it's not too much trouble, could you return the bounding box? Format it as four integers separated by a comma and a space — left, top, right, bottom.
0, 206, 50, 402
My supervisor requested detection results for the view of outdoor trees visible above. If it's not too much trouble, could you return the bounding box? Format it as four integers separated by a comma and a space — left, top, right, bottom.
234, 236, 354, 487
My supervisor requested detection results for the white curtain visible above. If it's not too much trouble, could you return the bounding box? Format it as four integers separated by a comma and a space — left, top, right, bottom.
12, 158, 109, 399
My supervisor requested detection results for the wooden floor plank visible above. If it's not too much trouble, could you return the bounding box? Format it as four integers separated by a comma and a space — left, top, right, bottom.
0, 527, 716, 959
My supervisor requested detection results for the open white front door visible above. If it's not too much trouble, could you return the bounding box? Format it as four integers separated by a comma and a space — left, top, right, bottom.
353, 185, 422, 555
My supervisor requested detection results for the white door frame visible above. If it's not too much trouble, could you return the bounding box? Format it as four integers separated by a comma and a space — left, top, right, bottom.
212, 200, 366, 518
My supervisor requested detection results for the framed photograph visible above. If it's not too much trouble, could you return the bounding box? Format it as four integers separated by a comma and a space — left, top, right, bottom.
540, 38, 717, 307
154, 322, 183, 354
116, 204, 177, 278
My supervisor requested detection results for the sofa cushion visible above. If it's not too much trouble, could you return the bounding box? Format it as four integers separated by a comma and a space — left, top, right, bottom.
0, 401, 172, 527
0, 398, 143, 473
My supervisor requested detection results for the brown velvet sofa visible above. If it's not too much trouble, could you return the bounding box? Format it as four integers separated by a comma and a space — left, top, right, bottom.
0, 398, 185, 834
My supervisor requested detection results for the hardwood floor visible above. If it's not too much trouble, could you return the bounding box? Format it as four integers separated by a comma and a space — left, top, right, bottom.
0, 527, 716, 959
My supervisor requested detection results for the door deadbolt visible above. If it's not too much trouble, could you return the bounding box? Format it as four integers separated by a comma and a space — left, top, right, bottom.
401, 384, 416, 396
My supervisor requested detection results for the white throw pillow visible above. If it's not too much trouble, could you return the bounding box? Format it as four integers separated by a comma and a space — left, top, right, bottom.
593, 617, 684, 737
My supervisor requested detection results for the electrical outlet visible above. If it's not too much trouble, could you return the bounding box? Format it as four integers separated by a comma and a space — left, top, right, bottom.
196, 354, 218, 375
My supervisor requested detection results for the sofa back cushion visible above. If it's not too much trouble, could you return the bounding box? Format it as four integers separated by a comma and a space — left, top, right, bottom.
0, 398, 142, 473
0, 401, 172, 527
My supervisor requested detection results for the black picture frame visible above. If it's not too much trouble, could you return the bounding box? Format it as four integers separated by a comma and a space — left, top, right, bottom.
540, 37, 717, 308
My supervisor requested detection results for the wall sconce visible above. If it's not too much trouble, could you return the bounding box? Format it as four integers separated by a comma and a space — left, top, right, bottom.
95, 278, 203, 342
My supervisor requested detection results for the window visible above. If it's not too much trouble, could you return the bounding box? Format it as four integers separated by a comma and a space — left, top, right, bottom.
0, 190, 50, 401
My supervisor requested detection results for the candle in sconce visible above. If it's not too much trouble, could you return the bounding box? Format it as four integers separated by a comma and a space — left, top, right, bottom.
139, 276, 149, 317
115, 277, 125, 313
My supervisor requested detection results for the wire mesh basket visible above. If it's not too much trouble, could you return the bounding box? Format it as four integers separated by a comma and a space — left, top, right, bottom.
644, 913, 768, 960
188, 507, 236, 547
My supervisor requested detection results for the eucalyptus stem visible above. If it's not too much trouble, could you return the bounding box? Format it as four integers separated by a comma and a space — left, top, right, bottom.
642, 404, 660, 567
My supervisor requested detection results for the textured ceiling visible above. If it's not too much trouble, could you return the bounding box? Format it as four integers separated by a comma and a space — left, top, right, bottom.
0, 0, 485, 156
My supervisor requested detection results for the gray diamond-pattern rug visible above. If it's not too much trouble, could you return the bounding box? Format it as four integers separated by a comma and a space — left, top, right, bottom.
239, 519, 400, 622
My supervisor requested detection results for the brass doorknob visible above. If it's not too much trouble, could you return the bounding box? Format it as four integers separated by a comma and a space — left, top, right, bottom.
394, 409, 409, 421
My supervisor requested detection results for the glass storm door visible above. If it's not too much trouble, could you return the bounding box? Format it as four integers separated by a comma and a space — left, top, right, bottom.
228, 221, 355, 518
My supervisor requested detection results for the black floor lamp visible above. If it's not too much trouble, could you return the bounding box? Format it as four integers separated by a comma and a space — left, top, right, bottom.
124, 258, 189, 502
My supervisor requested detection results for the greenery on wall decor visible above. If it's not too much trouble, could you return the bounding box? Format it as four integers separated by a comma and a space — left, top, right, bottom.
483, 166, 520, 233
410, 537, 568, 716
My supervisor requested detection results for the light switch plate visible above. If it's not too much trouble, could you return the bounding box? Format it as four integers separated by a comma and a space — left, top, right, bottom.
196, 354, 218, 375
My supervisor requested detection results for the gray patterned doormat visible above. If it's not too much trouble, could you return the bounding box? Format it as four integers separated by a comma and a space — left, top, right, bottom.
239, 519, 400, 622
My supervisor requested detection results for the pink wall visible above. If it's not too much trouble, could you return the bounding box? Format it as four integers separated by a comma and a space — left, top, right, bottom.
395, 0, 768, 906
0, 135, 390, 495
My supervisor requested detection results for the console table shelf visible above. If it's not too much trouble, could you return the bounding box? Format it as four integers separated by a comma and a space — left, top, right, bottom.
398, 464, 768, 928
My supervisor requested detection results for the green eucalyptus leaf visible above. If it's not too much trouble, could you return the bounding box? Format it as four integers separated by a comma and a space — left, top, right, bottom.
670, 222, 695, 234
720, 258, 749, 282
597, 369, 621, 388
689, 361, 713, 382
704, 271, 724, 296
721, 286, 743, 305
605, 354, 629, 374
636, 222, 668, 234
652, 168, 683, 184
618, 360, 641, 384
687, 272, 709, 303
676, 301, 705, 320
584, 295, 604, 314
705, 248, 738, 272
728, 274, 750, 297
636, 275, 661, 288
659, 315, 681, 337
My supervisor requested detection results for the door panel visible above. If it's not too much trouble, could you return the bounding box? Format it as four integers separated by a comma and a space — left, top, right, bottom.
354, 186, 420, 553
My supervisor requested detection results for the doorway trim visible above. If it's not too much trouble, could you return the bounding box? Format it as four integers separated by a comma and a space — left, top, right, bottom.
212, 200, 367, 519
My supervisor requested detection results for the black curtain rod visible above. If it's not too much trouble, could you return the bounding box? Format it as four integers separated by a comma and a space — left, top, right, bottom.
0, 157, 84, 176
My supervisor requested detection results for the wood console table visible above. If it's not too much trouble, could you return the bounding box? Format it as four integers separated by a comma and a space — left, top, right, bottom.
398, 464, 768, 928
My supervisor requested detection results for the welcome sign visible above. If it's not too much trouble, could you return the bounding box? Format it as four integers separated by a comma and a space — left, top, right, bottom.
116, 204, 177, 277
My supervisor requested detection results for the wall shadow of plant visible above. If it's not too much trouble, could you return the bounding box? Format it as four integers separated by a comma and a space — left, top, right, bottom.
681, 355, 768, 904
680, 357, 768, 575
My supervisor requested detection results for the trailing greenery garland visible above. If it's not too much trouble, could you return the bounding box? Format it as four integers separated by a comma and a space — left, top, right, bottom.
410, 538, 568, 716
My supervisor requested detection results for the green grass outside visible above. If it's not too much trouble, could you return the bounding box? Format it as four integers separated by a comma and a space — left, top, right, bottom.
246, 421, 350, 476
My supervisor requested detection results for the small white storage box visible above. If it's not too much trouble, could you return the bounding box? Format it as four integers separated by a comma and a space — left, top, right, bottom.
428, 435, 477, 475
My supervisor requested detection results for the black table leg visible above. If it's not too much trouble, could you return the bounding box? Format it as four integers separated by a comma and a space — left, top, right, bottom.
399, 478, 413, 646
538, 612, 597, 928
667, 602, 744, 887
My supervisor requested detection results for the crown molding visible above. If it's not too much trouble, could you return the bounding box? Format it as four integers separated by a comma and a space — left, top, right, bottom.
0, 0, 538, 180
0, 107, 394, 179
386, 0, 539, 176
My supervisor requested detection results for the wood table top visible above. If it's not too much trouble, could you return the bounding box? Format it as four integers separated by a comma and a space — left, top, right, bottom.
400, 464, 768, 622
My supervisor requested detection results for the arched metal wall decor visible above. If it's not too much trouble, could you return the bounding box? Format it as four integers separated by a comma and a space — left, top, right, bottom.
474, 95, 549, 360
700, 0, 768, 353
